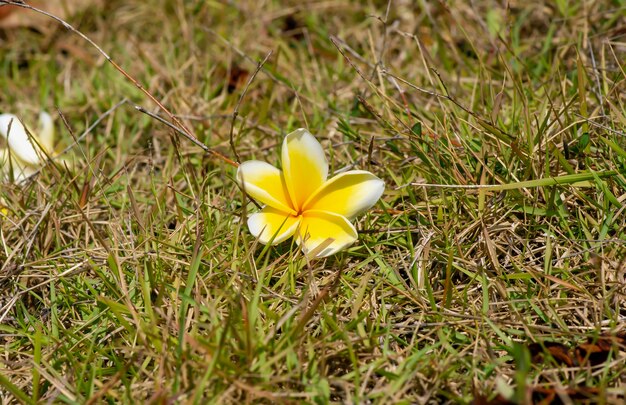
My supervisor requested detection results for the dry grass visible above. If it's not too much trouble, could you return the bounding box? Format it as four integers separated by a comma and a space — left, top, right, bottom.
1, 0, 626, 403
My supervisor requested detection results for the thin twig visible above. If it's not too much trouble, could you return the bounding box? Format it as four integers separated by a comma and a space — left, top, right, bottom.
134, 105, 214, 154
331, 36, 515, 143
366, 0, 392, 84
330, 35, 414, 136
24, 99, 128, 180
204, 27, 331, 113
573, 112, 626, 137
587, 38, 605, 116
229, 50, 273, 163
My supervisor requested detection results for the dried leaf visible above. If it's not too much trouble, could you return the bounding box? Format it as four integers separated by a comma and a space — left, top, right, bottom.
532, 386, 600, 404
227, 65, 250, 94
0, 5, 16, 21
575, 333, 626, 366
0, 1, 102, 31
528, 341, 574, 367
281, 13, 305, 41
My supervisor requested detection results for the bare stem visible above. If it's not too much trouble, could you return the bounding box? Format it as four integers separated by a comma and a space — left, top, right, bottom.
229, 50, 273, 164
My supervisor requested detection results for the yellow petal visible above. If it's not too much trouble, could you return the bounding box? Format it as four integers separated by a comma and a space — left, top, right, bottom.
282, 128, 328, 211
0, 148, 9, 178
248, 207, 301, 245
0, 197, 7, 216
298, 210, 357, 258
304, 170, 385, 219
38, 112, 55, 152
237, 160, 296, 214
0, 114, 42, 165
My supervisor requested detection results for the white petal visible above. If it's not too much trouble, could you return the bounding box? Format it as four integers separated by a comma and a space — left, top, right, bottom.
237, 160, 296, 214
247, 207, 301, 245
304, 170, 385, 219
38, 112, 55, 152
12, 165, 35, 183
0, 148, 34, 183
0, 114, 41, 165
281, 128, 328, 211
297, 210, 357, 258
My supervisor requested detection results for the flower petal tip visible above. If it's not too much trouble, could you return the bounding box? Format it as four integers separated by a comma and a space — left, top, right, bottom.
237, 160, 295, 214
248, 208, 300, 245
0, 113, 42, 165
298, 210, 357, 258
282, 128, 328, 210
304, 170, 385, 219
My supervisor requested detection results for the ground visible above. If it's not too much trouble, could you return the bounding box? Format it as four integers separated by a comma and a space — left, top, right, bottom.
0, 0, 625, 403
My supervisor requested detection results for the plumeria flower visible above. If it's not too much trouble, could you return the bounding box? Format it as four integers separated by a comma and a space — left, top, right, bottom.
237, 128, 385, 258
0, 112, 57, 182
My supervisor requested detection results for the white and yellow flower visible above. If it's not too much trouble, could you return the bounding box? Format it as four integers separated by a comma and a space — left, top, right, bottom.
0, 112, 57, 182
237, 128, 385, 258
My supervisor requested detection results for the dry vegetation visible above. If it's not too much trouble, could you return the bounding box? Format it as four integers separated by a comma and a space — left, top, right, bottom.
1, 0, 626, 403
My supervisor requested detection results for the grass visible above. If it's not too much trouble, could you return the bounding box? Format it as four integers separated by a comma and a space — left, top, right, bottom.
1, 0, 626, 403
